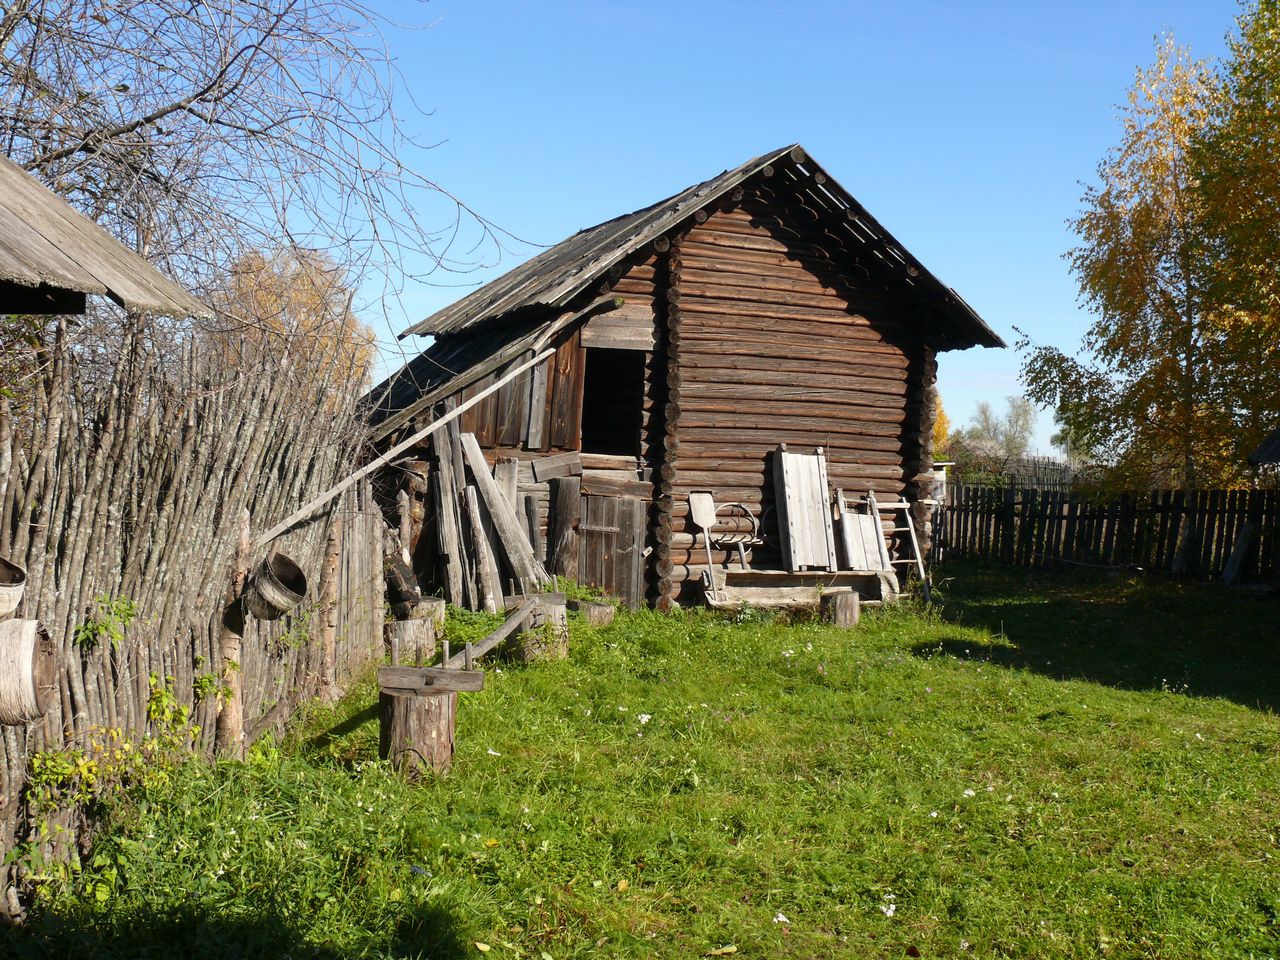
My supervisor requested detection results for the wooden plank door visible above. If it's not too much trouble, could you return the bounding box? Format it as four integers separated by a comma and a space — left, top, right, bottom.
773, 445, 836, 572
577, 493, 646, 608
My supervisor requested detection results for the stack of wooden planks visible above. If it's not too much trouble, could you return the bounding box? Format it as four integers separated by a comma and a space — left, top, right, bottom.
422, 414, 551, 612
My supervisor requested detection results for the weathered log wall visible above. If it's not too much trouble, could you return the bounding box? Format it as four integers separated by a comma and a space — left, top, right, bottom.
658, 195, 933, 602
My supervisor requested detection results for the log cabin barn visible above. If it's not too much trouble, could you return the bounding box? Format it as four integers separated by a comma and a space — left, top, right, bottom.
367, 145, 1003, 611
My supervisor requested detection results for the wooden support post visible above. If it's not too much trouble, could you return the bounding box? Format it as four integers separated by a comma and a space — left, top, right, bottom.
494, 457, 519, 511
521, 493, 544, 563
460, 433, 549, 589
397, 488, 412, 564
318, 512, 342, 701
215, 508, 251, 759
821, 589, 860, 629
429, 423, 465, 606
569, 598, 614, 627
378, 690, 456, 777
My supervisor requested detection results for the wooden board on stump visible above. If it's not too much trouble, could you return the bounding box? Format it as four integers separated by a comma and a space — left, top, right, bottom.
379, 689, 456, 777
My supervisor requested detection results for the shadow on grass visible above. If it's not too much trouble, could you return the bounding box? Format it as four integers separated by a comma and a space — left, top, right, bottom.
921, 561, 1280, 712
300, 701, 379, 757
0, 900, 469, 959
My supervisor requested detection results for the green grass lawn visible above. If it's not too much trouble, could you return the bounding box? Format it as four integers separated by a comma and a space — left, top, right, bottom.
4, 563, 1278, 959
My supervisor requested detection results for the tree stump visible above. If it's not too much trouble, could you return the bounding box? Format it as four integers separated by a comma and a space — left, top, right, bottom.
515, 594, 569, 662
385, 613, 437, 665
820, 589, 860, 629
379, 690, 456, 776
419, 596, 447, 635
569, 599, 614, 627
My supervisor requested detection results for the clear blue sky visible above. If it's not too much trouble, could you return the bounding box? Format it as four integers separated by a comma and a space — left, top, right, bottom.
370, 0, 1240, 452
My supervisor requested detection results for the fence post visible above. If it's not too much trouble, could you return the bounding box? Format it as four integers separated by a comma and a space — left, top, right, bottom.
1000, 488, 1017, 564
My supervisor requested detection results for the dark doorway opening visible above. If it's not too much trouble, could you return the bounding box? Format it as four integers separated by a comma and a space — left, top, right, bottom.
580, 347, 645, 456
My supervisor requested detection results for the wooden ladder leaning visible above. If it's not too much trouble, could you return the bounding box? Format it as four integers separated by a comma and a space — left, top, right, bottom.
868, 491, 932, 603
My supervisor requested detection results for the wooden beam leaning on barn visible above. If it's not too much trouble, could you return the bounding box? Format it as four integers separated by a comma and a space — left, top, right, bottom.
254, 348, 555, 548
258, 296, 625, 549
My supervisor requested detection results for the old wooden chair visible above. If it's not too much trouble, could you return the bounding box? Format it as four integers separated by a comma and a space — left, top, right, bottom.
688, 491, 764, 602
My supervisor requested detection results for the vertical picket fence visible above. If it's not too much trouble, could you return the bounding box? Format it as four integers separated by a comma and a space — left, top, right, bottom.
936, 485, 1280, 581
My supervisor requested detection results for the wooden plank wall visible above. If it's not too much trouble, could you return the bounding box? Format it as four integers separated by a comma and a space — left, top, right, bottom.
454, 251, 662, 457
937, 484, 1280, 580
657, 196, 927, 603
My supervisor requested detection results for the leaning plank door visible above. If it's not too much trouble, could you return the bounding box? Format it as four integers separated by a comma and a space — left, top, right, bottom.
578, 494, 646, 608
773, 445, 837, 572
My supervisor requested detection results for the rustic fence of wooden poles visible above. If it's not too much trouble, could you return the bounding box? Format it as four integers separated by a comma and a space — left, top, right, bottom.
0, 318, 385, 915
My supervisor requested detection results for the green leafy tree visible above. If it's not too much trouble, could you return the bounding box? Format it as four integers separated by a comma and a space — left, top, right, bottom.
948, 396, 1038, 475
1024, 22, 1280, 490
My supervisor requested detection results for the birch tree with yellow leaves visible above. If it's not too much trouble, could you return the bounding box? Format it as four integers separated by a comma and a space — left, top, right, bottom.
1020, 37, 1224, 489
1022, 7, 1280, 490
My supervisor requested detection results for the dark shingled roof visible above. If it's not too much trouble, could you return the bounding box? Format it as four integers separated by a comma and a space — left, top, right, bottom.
1250, 426, 1280, 465
401, 144, 1003, 350
0, 152, 209, 317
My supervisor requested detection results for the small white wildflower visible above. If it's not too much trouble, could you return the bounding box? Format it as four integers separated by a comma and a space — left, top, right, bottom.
985, 785, 994, 792
487, 748, 501, 756
961, 939, 970, 949
773, 912, 789, 924
879, 902, 896, 917
1052, 791, 1060, 799
618, 706, 627, 712
929, 810, 938, 818
782, 649, 794, 659
963, 789, 976, 798
805, 642, 813, 651
638, 713, 652, 725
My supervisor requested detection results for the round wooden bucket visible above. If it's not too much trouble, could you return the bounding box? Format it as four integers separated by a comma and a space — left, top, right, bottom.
0, 619, 56, 725
0, 556, 27, 618
243, 553, 308, 620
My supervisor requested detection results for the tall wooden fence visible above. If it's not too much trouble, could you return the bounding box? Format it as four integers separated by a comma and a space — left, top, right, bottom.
936, 484, 1280, 581
0, 319, 388, 915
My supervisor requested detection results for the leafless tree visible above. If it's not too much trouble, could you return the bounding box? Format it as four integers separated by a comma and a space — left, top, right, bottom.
0, 0, 507, 304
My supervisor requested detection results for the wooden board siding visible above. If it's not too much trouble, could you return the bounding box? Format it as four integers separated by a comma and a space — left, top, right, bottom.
662, 198, 929, 600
